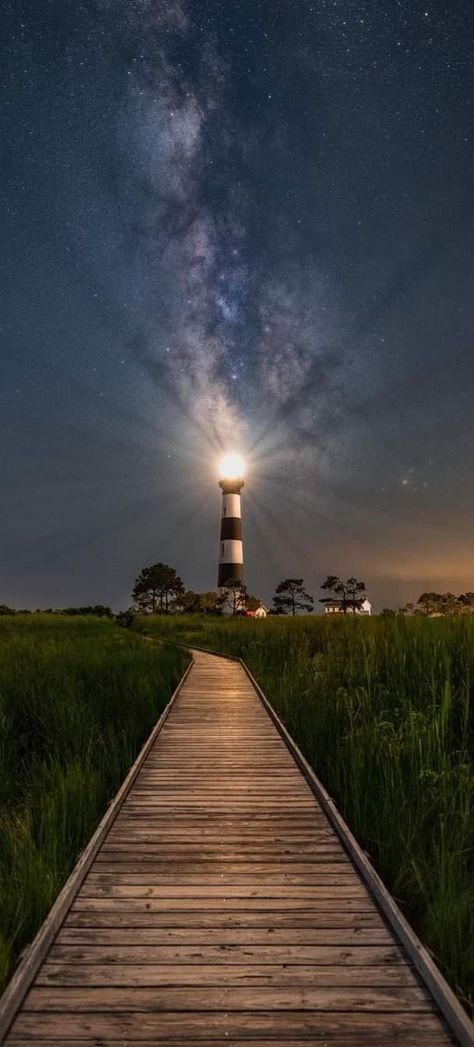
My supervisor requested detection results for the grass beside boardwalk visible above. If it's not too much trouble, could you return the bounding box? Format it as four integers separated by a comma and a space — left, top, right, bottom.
0, 614, 189, 994
136, 613, 474, 1012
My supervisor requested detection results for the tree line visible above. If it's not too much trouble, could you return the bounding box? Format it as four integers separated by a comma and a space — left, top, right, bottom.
0, 604, 113, 618
4, 582, 474, 621
395, 592, 474, 617
130, 564, 368, 617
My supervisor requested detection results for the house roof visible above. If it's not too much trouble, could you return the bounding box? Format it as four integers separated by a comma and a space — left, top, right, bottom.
322, 598, 363, 606
322, 597, 372, 608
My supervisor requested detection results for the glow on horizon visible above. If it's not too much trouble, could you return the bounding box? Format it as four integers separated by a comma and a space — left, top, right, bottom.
218, 452, 246, 480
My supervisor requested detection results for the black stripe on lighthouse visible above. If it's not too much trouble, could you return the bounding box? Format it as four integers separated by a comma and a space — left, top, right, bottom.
218, 561, 244, 586
220, 517, 242, 540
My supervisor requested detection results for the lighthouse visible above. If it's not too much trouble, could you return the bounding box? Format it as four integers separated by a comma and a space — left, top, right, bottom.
217, 453, 245, 589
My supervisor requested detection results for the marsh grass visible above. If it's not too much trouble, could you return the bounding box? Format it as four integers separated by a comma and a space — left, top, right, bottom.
0, 614, 189, 992
137, 613, 474, 1011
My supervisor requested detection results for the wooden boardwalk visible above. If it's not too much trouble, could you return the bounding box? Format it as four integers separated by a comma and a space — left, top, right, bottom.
1, 650, 471, 1044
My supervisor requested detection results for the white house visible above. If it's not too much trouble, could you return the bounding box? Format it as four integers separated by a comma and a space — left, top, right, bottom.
245, 604, 269, 619
324, 598, 372, 616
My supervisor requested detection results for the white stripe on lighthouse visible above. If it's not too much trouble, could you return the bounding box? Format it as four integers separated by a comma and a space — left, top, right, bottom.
222, 493, 241, 518
219, 539, 243, 564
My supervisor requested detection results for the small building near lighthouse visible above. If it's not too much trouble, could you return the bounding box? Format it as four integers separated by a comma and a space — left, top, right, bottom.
324, 597, 373, 616
245, 603, 269, 619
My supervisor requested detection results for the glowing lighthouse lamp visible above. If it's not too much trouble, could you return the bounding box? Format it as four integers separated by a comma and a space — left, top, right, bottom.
217, 453, 246, 590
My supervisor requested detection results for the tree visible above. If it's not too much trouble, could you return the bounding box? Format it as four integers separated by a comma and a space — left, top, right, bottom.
456, 592, 474, 614
175, 590, 203, 614
172, 590, 222, 614
380, 607, 396, 617
441, 593, 462, 615
199, 592, 222, 615
272, 578, 313, 616
416, 592, 446, 616
132, 563, 184, 614
406, 591, 474, 617
320, 576, 366, 614
218, 579, 248, 616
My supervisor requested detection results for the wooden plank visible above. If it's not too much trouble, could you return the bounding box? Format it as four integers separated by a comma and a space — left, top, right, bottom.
23, 984, 434, 1011
71, 897, 377, 911
102, 837, 343, 848
110, 814, 334, 823
48, 943, 404, 963
97, 833, 343, 844
2, 1037, 455, 1047
121, 801, 318, 809
136, 771, 304, 777
56, 926, 395, 946
64, 909, 386, 929
8, 1011, 454, 1042
78, 884, 369, 899
36, 963, 418, 987
84, 870, 358, 884
98, 843, 346, 855
96, 850, 347, 861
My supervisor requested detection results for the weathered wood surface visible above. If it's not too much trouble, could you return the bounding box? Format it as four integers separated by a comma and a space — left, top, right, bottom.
1, 651, 462, 1043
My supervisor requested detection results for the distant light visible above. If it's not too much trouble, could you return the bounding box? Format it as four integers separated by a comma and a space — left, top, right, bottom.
219, 452, 246, 480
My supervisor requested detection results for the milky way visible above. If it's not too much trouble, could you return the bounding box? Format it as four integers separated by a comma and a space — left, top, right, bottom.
99, 0, 346, 473
1, 0, 473, 609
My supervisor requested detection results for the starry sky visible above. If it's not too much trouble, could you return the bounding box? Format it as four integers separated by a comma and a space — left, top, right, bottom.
1, 0, 473, 611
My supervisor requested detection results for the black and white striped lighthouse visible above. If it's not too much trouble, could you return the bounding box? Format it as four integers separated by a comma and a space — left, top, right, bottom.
217, 453, 245, 588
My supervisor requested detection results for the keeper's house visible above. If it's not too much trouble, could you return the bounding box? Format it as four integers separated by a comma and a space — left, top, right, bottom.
324, 598, 373, 616
245, 604, 269, 619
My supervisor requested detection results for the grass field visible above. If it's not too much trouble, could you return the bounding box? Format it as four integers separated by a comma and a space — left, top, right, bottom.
136, 613, 474, 1011
0, 614, 189, 993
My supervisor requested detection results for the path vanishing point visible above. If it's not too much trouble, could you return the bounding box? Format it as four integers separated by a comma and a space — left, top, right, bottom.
1, 649, 473, 1045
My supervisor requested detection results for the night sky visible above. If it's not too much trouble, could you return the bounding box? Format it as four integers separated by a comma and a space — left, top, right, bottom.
1, 0, 473, 611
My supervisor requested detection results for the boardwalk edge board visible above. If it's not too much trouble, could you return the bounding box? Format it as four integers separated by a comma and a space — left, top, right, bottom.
0, 658, 194, 1043
239, 657, 474, 1047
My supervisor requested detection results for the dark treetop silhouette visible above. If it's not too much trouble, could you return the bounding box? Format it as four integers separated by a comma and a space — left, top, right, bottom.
272, 578, 314, 616
132, 564, 184, 615
320, 576, 366, 614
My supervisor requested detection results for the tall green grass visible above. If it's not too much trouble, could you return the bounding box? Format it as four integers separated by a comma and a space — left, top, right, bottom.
137, 613, 474, 1011
0, 614, 189, 993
